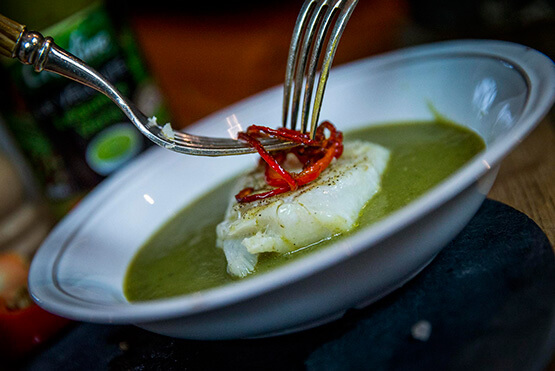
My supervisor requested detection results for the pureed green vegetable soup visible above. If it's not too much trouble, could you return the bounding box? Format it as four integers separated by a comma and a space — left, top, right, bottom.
124, 120, 485, 301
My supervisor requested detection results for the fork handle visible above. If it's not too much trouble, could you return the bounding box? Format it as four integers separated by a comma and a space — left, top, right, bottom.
0, 13, 26, 58
0, 13, 136, 120
0, 13, 163, 147
0, 12, 63, 74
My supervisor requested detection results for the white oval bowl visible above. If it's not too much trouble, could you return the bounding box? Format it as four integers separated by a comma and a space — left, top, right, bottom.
29, 40, 555, 339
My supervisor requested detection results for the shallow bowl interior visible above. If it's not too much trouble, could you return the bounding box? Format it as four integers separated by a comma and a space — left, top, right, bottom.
29, 40, 555, 338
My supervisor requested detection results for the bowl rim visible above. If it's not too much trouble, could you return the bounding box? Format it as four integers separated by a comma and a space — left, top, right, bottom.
29, 39, 555, 323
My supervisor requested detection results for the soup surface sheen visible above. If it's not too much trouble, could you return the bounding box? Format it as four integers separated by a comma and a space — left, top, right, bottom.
125, 121, 485, 301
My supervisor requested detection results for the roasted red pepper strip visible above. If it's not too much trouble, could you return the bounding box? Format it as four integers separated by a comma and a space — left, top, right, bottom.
236, 121, 343, 202
237, 132, 297, 190
294, 141, 338, 186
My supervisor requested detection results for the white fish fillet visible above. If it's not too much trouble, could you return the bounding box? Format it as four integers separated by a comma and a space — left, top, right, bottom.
216, 140, 390, 278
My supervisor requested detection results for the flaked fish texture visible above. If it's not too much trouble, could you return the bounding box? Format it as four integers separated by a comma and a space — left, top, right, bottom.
216, 140, 390, 278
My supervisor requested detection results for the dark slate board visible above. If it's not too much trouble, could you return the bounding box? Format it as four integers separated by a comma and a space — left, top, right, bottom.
16, 199, 555, 370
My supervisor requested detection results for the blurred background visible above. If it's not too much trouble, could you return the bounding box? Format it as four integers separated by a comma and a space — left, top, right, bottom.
0, 0, 553, 366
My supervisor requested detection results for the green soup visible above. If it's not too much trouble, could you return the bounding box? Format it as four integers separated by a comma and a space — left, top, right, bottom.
124, 121, 485, 301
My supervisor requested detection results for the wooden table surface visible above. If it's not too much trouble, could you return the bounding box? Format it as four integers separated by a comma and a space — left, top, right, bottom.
488, 116, 554, 246
131, 0, 554, 247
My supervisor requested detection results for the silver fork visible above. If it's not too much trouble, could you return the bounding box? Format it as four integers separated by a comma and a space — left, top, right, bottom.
283, 0, 358, 138
0, 14, 294, 156
0, 2, 356, 156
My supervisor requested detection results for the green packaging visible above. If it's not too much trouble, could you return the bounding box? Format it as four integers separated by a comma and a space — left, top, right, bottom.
0, 2, 170, 217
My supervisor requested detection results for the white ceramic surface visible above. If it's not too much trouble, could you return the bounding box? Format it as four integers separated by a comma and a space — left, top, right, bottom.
29, 40, 555, 339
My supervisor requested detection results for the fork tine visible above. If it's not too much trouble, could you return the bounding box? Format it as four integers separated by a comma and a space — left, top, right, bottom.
300, 1, 337, 134
282, 0, 319, 131
306, 0, 358, 138
169, 132, 293, 155
289, 1, 331, 133
283, 0, 358, 137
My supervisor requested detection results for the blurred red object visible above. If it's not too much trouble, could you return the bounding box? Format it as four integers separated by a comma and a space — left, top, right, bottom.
0, 252, 71, 359
0, 302, 72, 359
